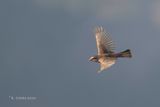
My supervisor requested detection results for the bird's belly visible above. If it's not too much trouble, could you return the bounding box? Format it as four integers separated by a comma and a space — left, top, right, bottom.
99, 54, 117, 58
99, 56, 117, 61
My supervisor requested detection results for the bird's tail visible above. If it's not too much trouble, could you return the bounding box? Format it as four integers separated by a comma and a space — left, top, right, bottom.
117, 49, 132, 58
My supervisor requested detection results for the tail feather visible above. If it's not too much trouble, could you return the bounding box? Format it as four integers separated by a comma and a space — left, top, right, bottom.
118, 49, 132, 58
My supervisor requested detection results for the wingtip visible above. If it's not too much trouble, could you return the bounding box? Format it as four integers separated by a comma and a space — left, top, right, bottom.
95, 26, 104, 33
97, 70, 102, 73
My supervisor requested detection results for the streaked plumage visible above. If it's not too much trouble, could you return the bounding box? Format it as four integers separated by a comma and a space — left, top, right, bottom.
89, 26, 132, 73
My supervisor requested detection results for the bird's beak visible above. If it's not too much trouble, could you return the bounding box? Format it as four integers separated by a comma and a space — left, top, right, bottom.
89, 57, 92, 61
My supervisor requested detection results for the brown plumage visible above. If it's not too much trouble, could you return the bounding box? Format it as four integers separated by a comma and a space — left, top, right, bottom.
89, 26, 132, 73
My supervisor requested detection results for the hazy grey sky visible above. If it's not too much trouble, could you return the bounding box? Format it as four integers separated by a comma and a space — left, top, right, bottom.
1, 0, 160, 107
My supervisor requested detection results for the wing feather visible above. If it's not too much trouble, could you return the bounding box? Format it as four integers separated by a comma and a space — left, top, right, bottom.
98, 57, 116, 73
95, 26, 115, 55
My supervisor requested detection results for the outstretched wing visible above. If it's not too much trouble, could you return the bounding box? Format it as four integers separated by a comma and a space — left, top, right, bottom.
98, 57, 116, 73
95, 26, 115, 55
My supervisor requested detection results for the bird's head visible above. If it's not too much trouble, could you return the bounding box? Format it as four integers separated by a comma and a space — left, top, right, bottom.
89, 56, 98, 62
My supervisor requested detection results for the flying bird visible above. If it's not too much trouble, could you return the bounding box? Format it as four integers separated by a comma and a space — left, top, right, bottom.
89, 26, 132, 73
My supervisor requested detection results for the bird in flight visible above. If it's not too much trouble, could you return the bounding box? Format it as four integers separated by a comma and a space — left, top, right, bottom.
89, 26, 132, 73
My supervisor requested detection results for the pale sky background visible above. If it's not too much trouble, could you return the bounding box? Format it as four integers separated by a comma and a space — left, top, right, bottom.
1, 0, 160, 107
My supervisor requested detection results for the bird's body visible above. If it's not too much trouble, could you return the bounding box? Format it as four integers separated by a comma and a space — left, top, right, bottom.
89, 26, 132, 73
